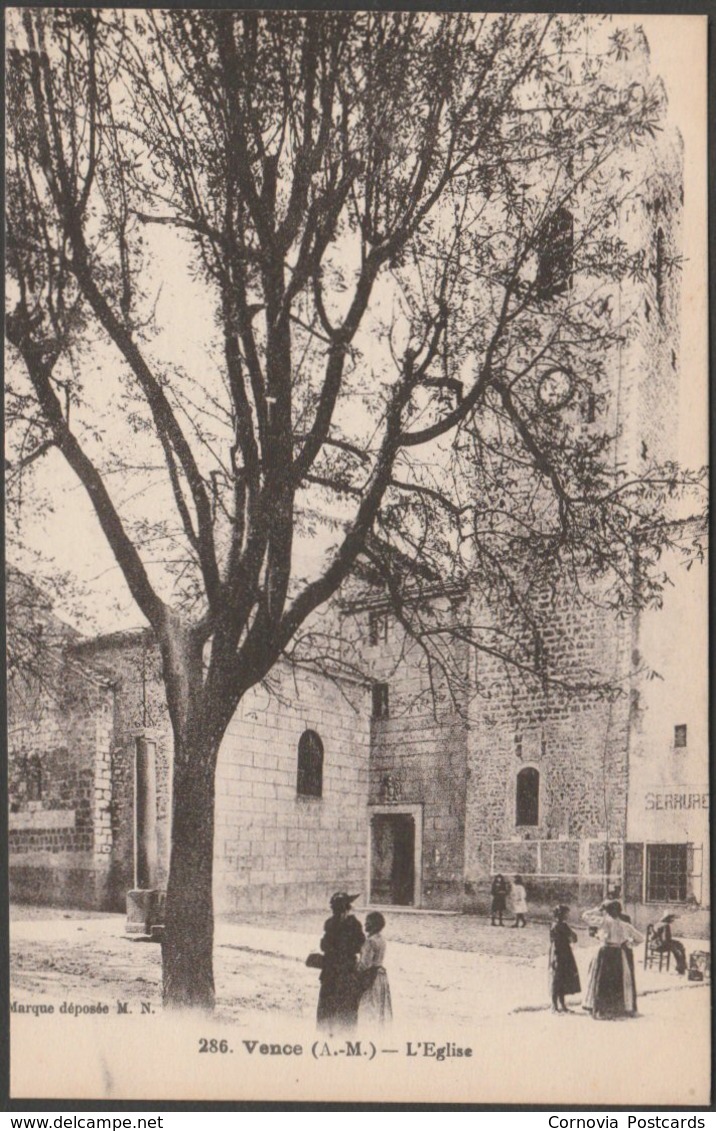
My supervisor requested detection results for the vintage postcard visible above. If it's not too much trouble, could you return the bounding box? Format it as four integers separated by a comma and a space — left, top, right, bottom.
5, 9, 709, 1105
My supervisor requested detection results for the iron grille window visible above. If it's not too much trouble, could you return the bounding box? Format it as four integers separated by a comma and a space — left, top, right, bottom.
646, 843, 687, 903
296, 730, 323, 799
372, 682, 390, 720
516, 766, 539, 826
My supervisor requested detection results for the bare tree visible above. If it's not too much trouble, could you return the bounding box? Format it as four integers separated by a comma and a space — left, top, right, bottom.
5, 10, 704, 1009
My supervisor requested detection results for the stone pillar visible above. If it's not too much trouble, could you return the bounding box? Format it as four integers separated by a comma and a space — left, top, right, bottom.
126, 736, 163, 935
135, 736, 158, 888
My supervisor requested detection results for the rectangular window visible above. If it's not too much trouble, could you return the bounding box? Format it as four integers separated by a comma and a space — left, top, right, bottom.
369, 612, 389, 646
646, 843, 688, 903
372, 682, 389, 720
674, 724, 687, 748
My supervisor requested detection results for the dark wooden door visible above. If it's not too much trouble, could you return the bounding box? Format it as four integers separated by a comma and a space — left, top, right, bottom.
371, 814, 415, 905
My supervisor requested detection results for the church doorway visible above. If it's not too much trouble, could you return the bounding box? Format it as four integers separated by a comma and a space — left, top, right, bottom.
369, 811, 419, 906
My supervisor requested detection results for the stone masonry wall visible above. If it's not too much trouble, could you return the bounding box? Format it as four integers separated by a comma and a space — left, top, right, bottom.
463, 583, 632, 914
341, 599, 470, 909
459, 129, 683, 917
214, 661, 370, 914
72, 632, 174, 907
8, 656, 117, 909
615, 136, 682, 474
69, 632, 371, 916
370, 713, 468, 909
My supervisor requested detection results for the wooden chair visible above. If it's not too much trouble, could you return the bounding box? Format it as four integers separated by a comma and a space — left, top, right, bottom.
644, 923, 671, 971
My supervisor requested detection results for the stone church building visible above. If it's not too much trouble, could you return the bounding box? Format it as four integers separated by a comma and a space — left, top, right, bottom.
8, 60, 708, 930
8, 526, 708, 929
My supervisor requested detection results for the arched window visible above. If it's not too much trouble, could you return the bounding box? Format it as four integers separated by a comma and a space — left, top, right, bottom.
516, 766, 539, 827
297, 730, 323, 799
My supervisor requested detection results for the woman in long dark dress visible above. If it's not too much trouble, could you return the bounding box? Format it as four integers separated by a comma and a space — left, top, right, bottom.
549, 905, 581, 1012
316, 892, 365, 1034
582, 900, 644, 1019
616, 901, 638, 1009
490, 873, 509, 926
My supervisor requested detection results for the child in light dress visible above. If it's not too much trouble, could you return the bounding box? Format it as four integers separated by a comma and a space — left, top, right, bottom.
511, 875, 528, 927
357, 911, 393, 1028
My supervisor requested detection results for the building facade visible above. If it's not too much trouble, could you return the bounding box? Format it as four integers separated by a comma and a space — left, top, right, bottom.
8, 539, 707, 928
349, 541, 707, 930
624, 533, 709, 922
7, 46, 707, 930
9, 618, 371, 915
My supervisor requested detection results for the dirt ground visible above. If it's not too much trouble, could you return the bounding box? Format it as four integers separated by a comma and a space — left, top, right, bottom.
10, 904, 712, 1104
11, 904, 546, 1024
10, 902, 710, 1022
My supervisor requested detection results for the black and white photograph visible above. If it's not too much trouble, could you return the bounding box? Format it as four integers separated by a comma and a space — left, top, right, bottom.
4, 7, 709, 1104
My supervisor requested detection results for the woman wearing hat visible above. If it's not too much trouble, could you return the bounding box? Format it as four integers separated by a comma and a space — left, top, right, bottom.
581, 900, 644, 1019
316, 892, 365, 1033
548, 905, 581, 1013
654, 913, 687, 974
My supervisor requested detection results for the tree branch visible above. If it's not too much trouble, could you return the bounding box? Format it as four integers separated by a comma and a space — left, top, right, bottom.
10, 343, 166, 628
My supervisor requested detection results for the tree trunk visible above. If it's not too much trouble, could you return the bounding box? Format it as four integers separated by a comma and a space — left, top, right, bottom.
162, 733, 218, 1011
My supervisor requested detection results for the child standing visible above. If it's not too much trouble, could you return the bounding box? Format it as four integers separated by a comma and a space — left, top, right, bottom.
357, 911, 393, 1028
511, 875, 528, 927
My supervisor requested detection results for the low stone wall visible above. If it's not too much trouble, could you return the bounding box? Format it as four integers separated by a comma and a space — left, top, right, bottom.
462, 877, 605, 919
9, 853, 116, 910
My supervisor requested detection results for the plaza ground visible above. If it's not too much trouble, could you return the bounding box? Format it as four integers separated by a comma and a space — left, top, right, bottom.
10, 904, 711, 1104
